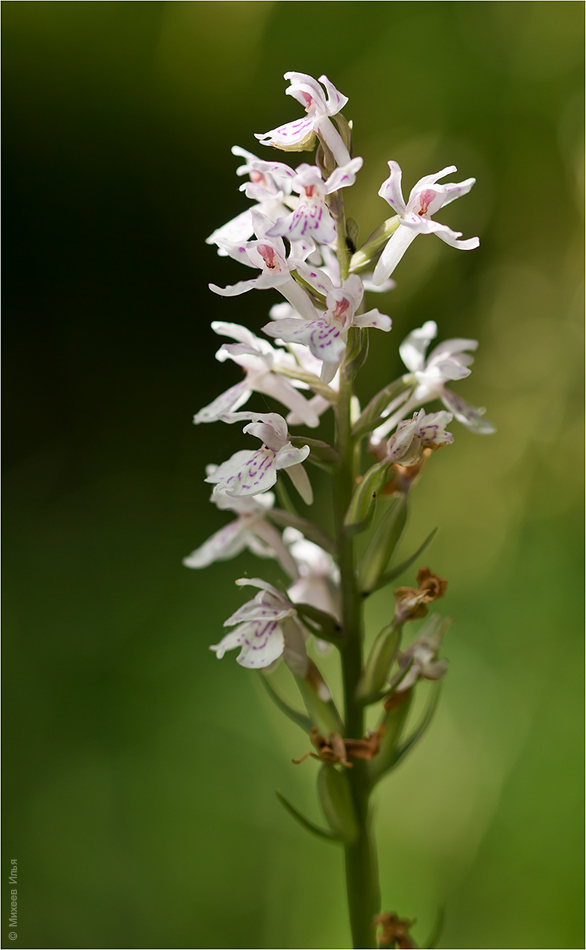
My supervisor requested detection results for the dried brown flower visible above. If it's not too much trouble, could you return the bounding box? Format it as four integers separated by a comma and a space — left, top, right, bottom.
374, 911, 418, 948
394, 567, 447, 622
293, 727, 382, 767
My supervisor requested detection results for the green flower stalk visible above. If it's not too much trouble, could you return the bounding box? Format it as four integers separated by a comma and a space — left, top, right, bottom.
185, 71, 494, 949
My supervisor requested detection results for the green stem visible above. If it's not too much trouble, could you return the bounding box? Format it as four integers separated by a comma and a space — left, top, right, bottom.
335, 365, 380, 949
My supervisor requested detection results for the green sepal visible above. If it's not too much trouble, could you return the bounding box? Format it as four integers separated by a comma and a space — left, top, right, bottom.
344, 327, 369, 379
289, 436, 340, 470
294, 602, 344, 645
392, 682, 442, 770
368, 688, 413, 785
343, 460, 389, 536
349, 215, 400, 273
366, 528, 438, 594
258, 674, 313, 735
358, 494, 408, 594
356, 620, 402, 704
351, 375, 415, 440
317, 764, 359, 843
267, 508, 337, 556
295, 665, 344, 735
276, 791, 342, 844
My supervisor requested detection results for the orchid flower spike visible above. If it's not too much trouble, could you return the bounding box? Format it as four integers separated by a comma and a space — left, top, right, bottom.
209, 210, 318, 322
211, 578, 308, 671
263, 266, 391, 384
205, 411, 313, 504
206, 146, 293, 254
255, 72, 351, 167
372, 162, 479, 285
193, 322, 321, 428
371, 320, 495, 444
183, 488, 298, 578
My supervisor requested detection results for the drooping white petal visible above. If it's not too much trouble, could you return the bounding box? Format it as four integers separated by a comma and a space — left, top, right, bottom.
285, 461, 314, 505
183, 519, 249, 569
429, 222, 480, 250
441, 388, 496, 434
193, 380, 251, 424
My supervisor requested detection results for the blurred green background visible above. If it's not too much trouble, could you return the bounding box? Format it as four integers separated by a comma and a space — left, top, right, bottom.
2, 2, 583, 948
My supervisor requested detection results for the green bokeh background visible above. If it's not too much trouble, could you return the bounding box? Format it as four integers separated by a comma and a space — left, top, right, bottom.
3, 3, 583, 948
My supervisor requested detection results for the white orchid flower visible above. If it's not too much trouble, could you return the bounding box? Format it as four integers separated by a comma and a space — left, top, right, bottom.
396, 614, 450, 692
205, 411, 313, 504
285, 527, 341, 617
255, 72, 351, 167
209, 210, 318, 322
206, 146, 294, 255
371, 321, 495, 444
183, 488, 298, 578
372, 162, 479, 285
263, 267, 391, 383
193, 322, 321, 428
264, 158, 363, 246
211, 578, 308, 671
385, 409, 454, 467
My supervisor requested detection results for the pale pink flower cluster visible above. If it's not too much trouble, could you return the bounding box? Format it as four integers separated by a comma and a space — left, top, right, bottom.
184, 71, 491, 671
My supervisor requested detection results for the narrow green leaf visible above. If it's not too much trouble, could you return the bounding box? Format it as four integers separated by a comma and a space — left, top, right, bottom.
356, 620, 402, 704
266, 508, 337, 556
317, 765, 359, 843
358, 494, 408, 593
258, 674, 313, 735
367, 528, 438, 594
294, 601, 344, 644
351, 375, 414, 439
276, 792, 342, 844
392, 682, 442, 769
344, 460, 389, 536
